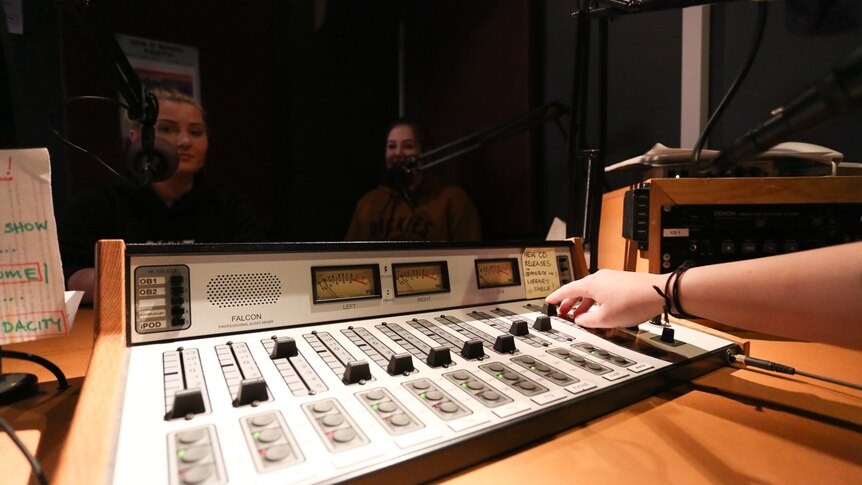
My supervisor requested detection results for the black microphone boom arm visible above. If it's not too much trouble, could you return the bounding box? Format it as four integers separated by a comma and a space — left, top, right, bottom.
63, 0, 177, 185
65, 1, 155, 125
710, 43, 862, 174
406, 100, 569, 172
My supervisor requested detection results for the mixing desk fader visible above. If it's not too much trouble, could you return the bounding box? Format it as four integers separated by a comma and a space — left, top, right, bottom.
94, 241, 739, 484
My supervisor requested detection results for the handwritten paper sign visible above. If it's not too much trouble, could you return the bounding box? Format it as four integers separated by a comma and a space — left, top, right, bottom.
522, 247, 561, 299
0, 149, 69, 344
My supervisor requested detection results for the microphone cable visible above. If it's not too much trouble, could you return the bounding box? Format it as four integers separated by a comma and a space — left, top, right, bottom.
0, 349, 68, 485
50, 95, 138, 187
727, 350, 862, 392
691, 1, 768, 174
0, 415, 48, 485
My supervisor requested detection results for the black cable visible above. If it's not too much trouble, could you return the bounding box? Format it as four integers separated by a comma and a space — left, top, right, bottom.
50, 95, 137, 187
0, 415, 49, 485
691, 1, 768, 174
794, 369, 862, 391
1, 350, 69, 390
728, 351, 862, 392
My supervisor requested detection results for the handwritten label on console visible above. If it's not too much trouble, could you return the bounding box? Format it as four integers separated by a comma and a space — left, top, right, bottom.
522, 247, 560, 299
0, 149, 69, 344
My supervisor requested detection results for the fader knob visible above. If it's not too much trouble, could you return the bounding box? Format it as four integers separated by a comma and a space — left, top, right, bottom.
387, 353, 415, 375
542, 302, 557, 316
270, 336, 298, 359
234, 378, 268, 407
493, 334, 517, 353
343, 360, 372, 384
660, 326, 676, 344
460, 339, 485, 360
533, 315, 552, 331
509, 320, 529, 336
165, 388, 206, 420
426, 346, 452, 368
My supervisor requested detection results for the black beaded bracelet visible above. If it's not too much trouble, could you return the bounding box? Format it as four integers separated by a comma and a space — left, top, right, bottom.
668, 262, 697, 319
652, 262, 697, 324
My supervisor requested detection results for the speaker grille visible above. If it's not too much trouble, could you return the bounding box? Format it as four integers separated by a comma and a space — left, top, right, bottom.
206, 273, 282, 308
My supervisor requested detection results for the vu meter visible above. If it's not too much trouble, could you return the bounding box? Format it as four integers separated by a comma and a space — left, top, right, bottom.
311, 264, 382, 303
475, 258, 521, 289
392, 262, 451, 297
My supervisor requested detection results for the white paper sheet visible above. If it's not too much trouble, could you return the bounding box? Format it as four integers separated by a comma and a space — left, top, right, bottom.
545, 217, 567, 241
0, 149, 71, 344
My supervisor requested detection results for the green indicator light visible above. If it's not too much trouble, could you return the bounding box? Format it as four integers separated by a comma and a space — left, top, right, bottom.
565, 357, 571, 361
419, 393, 426, 399
461, 383, 467, 388
497, 373, 503, 379
253, 431, 260, 439
177, 449, 185, 458
372, 404, 379, 410
530, 366, 536, 370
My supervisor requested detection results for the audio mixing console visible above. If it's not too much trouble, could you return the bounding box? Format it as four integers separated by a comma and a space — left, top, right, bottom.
84, 241, 739, 484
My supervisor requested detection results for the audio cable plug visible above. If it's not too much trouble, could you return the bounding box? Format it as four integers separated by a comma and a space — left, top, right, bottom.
728, 353, 796, 374
727, 350, 862, 392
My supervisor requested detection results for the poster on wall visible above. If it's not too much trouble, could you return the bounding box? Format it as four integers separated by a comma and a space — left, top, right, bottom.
115, 34, 200, 136
3, 0, 23, 35
117, 34, 200, 99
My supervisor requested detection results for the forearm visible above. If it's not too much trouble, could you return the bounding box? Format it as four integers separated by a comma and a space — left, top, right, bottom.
679, 242, 862, 349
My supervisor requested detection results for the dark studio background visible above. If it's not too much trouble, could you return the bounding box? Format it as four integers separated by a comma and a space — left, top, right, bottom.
2, 0, 861, 243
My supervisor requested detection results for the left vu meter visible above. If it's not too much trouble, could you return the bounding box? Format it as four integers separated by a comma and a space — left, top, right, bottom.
133, 265, 191, 334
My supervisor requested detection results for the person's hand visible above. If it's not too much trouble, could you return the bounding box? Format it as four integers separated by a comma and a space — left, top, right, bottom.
545, 269, 667, 328
68, 268, 96, 304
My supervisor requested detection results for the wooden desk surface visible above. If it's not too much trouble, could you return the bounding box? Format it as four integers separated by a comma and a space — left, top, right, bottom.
3, 310, 861, 485
1, 307, 94, 485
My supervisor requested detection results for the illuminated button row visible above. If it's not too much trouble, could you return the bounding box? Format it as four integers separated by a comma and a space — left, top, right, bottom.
168, 425, 226, 485
444, 369, 515, 407
402, 378, 471, 420
473, 364, 547, 397
302, 399, 369, 452
240, 411, 303, 472
356, 388, 424, 435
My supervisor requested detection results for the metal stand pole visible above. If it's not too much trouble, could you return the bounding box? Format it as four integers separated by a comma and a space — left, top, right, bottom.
566, 3, 593, 242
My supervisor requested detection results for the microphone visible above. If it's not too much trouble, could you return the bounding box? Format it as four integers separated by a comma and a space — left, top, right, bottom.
381, 163, 415, 208
708, 44, 862, 174
125, 91, 178, 185
402, 156, 420, 171
126, 135, 178, 185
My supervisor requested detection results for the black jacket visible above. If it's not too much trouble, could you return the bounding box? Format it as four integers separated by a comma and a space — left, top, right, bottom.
58, 175, 266, 283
